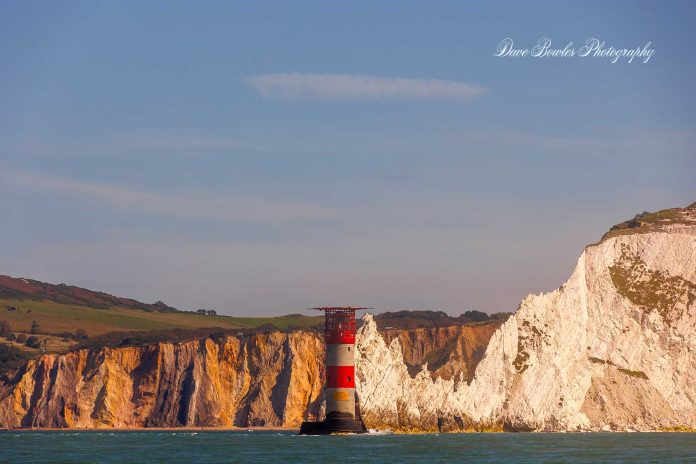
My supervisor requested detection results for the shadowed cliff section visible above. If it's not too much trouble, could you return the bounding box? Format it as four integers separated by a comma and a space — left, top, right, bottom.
382, 324, 501, 382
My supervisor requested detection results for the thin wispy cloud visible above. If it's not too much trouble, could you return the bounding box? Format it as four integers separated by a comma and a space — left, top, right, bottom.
245, 73, 485, 100
3, 170, 336, 224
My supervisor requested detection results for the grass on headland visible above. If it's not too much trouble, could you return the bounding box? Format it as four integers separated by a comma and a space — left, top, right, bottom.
0, 298, 323, 371
0, 299, 322, 337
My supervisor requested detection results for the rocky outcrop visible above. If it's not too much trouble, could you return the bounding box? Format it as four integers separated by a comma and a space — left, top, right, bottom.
355, 204, 696, 432
0, 331, 325, 428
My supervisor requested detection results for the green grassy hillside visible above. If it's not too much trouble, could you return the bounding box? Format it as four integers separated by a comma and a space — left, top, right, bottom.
0, 299, 323, 337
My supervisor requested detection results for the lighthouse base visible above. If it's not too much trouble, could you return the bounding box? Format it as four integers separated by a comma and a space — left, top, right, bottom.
299, 412, 367, 435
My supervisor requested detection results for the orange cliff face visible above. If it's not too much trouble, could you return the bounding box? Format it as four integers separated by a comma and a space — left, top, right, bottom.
0, 323, 498, 429
0, 331, 326, 429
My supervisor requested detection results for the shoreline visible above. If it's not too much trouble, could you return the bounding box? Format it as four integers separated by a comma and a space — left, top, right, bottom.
0, 426, 298, 433
2, 426, 695, 434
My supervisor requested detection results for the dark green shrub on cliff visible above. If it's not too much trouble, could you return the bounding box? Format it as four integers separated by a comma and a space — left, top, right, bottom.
457, 310, 490, 323
489, 312, 514, 322
0, 343, 29, 373
25, 336, 41, 349
374, 309, 514, 329
0, 320, 11, 337
75, 328, 88, 340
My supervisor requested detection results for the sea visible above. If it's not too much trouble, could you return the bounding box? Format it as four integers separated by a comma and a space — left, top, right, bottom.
1, 430, 695, 463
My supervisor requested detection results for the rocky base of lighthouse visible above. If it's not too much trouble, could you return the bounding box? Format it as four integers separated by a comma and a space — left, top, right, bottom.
299, 412, 367, 435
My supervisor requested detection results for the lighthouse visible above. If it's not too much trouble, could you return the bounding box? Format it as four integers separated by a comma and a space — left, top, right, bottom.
299, 307, 368, 434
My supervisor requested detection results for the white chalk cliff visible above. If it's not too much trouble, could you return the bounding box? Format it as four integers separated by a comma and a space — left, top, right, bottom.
355, 204, 696, 432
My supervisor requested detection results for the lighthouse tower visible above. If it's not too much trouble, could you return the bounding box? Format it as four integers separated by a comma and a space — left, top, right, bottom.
299, 307, 368, 434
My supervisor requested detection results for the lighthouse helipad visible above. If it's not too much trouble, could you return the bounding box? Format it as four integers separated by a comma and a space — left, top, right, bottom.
299, 307, 368, 435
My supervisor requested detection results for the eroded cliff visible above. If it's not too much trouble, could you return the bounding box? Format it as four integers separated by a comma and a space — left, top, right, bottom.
355, 204, 696, 432
0, 331, 325, 428
0, 322, 495, 428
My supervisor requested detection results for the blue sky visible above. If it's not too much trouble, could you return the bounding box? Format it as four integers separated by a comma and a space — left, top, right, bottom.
1, 1, 694, 315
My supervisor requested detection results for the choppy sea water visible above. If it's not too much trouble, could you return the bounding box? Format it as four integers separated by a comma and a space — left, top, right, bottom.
1, 430, 696, 463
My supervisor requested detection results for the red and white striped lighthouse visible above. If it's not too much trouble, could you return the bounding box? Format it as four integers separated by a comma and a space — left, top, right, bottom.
299, 306, 368, 434
323, 307, 358, 420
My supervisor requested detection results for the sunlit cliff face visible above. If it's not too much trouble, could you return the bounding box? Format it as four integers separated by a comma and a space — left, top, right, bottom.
0, 332, 326, 428
0, 322, 497, 429
355, 220, 696, 432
